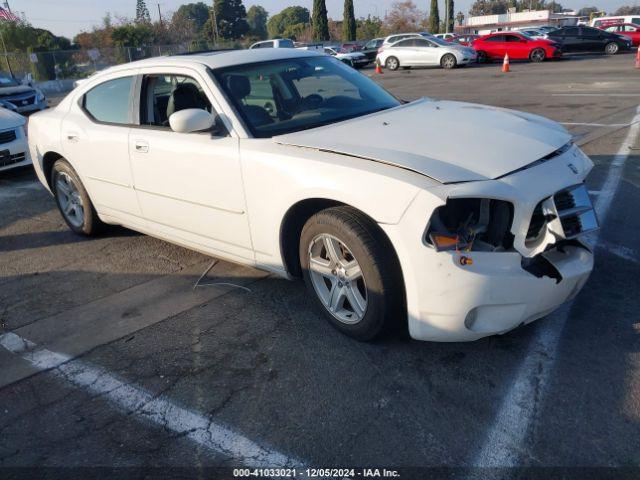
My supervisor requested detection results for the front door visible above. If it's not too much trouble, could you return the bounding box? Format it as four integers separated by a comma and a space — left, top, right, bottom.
129, 69, 254, 263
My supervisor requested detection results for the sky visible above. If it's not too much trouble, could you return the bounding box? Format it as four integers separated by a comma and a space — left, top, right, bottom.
10, 0, 635, 39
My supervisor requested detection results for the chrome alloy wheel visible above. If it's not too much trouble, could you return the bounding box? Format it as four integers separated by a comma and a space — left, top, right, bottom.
308, 233, 368, 324
55, 171, 84, 228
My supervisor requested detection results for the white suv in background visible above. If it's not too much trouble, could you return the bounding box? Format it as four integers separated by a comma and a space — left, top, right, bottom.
249, 39, 294, 49
0, 107, 30, 172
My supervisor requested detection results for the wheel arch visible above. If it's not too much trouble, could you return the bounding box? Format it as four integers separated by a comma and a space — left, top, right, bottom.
279, 198, 405, 292
42, 151, 63, 189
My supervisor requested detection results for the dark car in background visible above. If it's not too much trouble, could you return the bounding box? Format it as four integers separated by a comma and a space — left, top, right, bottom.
361, 38, 384, 62
547, 25, 632, 54
0, 72, 47, 114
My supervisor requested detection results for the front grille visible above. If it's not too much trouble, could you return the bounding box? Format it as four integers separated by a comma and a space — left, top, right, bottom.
0, 129, 16, 144
553, 190, 575, 211
553, 185, 598, 239
525, 184, 598, 244
0, 152, 26, 168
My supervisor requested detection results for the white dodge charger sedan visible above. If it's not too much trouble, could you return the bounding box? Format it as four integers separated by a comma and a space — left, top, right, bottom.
28, 49, 597, 342
377, 36, 477, 70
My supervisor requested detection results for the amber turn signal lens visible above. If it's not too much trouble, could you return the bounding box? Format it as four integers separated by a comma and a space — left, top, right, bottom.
430, 233, 458, 251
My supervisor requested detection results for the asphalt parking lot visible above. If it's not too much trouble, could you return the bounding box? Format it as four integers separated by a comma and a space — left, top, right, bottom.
1, 54, 640, 476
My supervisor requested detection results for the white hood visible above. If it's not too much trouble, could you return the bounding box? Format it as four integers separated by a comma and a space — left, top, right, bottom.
274, 98, 572, 184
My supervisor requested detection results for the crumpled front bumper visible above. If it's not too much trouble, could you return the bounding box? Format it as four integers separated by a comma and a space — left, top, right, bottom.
380, 144, 596, 342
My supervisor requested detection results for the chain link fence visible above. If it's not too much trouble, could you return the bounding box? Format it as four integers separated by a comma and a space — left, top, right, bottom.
0, 41, 242, 83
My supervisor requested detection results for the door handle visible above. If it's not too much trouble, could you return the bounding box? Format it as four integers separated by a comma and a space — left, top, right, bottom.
66, 132, 79, 142
134, 140, 149, 153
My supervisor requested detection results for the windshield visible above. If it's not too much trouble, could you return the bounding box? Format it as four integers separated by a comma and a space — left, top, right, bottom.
213, 56, 400, 138
0, 73, 20, 87
428, 36, 451, 46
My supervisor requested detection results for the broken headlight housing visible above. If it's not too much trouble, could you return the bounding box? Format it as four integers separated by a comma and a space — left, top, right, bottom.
426, 198, 515, 252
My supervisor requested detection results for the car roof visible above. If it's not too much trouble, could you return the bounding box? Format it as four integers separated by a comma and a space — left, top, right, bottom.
100, 48, 324, 75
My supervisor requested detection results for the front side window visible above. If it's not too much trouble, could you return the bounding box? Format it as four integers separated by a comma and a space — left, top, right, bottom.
505, 35, 523, 42
140, 74, 212, 127
563, 27, 579, 36
213, 56, 400, 138
485, 35, 505, 42
83, 76, 134, 124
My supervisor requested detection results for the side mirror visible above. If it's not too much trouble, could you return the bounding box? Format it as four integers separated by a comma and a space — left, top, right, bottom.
169, 109, 215, 134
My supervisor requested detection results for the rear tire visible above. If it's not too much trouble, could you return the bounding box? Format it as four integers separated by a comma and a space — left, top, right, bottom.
476, 51, 488, 63
604, 42, 619, 55
52, 158, 104, 236
529, 48, 546, 62
385, 56, 400, 71
300, 206, 404, 341
441, 53, 457, 69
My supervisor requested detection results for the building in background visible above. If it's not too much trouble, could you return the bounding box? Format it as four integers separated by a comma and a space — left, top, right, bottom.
455, 10, 582, 35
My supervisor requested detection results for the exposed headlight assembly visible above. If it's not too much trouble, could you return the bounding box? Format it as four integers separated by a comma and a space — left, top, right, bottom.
427, 198, 514, 252
35, 89, 45, 102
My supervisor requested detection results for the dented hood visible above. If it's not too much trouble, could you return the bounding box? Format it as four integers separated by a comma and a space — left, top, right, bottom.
273, 98, 572, 183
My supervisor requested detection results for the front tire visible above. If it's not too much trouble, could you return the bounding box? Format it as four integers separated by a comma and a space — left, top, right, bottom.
529, 48, 546, 62
604, 42, 619, 55
385, 56, 399, 71
52, 158, 103, 236
300, 206, 404, 341
476, 51, 488, 63
441, 53, 457, 69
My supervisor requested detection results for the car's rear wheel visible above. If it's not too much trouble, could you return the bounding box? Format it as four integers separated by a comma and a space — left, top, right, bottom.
441, 53, 457, 69
529, 48, 546, 62
604, 42, 619, 55
52, 158, 103, 236
300, 206, 404, 341
385, 56, 399, 70
476, 51, 488, 63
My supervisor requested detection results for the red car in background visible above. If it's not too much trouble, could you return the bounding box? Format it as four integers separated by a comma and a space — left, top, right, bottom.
472, 32, 562, 62
601, 23, 640, 46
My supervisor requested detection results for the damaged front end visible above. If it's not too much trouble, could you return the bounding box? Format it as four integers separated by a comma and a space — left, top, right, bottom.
425, 184, 598, 284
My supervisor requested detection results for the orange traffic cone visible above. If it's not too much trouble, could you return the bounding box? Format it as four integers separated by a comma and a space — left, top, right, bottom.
635, 47, 640, 69
375, 58, 383, 74
502, 53, 510, 73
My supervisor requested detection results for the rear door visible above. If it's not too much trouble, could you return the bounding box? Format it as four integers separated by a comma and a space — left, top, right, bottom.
388, 39, 418, 65
61, 71, 144, 227
558, 27, 581, 52
482, 35, 507, 59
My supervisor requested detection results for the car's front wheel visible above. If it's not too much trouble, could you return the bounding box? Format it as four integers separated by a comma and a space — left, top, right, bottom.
476, 51, 488, 63
441, 53, 457, 69
52, 158, 103, 235
529, 48, 546, 62
385, 56, 399, 70
300, 206, 404, 341
604, 42, 619, 55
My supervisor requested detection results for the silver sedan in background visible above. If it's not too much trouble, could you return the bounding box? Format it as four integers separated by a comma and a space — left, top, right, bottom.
377, 37, 477, 70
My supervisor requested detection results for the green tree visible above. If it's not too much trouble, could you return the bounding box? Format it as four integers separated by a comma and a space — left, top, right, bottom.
428, 0, 440, 33
356, 15, 383, 39
383, 1, 424, 33
577, 6, 600, 16
111, 23, 154, 46
267, 6, 310, 38
135, 0, 151, 23
173, 2, 210, 32
247, 5, 269, 39
342, 0, 356, 41
547, 1, 564, 12
614, 5, 640, 15
312, 0, 330, 40
445, 0, 454, 32
212, 0, 249, 40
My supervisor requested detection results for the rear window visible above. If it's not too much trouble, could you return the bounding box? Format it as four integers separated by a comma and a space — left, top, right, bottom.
83, 76, 133, 124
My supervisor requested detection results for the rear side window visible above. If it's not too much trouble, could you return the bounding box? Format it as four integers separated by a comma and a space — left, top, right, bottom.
83, 76, 134, 124
505, 35, 522, 42
278, 39, 294, 48
633, 18, 640, 25
563, 27, 579, 36
485, 35, 505, 42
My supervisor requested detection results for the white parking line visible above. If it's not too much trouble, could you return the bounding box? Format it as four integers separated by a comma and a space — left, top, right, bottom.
0, 331, 301, 468
561, 122, 630, 127
474, 106, 640, 467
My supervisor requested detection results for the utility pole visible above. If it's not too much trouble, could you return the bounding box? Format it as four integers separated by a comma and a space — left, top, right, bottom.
210, 0, 219, 44
3, 1, 12, 13
157, 3, 163, 28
